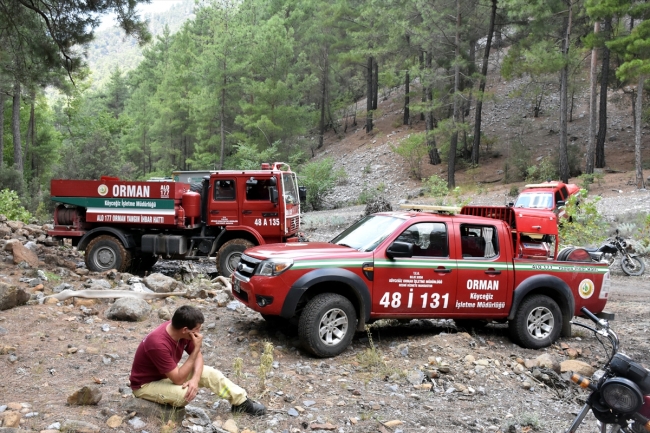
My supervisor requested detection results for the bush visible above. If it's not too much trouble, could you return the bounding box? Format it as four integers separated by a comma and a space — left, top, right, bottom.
525, 158, 558, 183
298, 158, 346, 211
0, 189, 32, 222
558, 190, 607, 248
391, 133, 428, 179
578, 173, 604, 191
508, 185, 520, 197
424, 174, 448, 197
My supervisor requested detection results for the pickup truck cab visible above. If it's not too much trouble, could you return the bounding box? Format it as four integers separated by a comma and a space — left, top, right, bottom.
233, 205, 610, 357
514, 181, 580, 217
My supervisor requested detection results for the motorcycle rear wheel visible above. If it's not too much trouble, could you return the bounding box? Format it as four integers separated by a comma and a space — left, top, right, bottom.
621, 256, 645, 276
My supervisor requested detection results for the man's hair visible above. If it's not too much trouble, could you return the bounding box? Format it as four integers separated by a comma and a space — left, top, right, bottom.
171, 305, 205, 330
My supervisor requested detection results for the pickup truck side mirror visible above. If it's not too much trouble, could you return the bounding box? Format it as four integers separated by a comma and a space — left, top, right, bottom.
269, 186, 278, 205
298, 186, 307, 203
556, 200, 565, 207
386, 241, 413, 259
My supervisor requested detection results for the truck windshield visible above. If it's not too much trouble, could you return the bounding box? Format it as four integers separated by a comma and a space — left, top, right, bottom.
515, 192, 553, 209
331, 215, 404, 252
282, 173, 300, 205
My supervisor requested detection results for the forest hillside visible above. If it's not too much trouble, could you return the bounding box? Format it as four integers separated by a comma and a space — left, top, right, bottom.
1, 0, 649, 221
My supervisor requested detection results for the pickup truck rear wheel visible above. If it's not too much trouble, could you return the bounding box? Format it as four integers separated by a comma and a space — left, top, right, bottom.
85, 235, 132, 272
509, 295, 562, 349
299, 293, 357, 358
217, 239, 253, 277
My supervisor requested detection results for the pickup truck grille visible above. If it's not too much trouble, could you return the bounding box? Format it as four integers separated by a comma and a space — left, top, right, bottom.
237, 254, 261, 279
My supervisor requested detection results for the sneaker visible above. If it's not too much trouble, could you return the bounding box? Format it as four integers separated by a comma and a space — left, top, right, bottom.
231, 398, 266, 416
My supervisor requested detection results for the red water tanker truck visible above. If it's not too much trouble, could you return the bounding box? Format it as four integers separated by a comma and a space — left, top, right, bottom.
48, 162, 306, 276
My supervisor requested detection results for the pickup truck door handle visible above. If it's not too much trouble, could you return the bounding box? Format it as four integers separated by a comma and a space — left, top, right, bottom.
242, 210, 253, 215
434, 267, 452, 274
210, 210, 219, 215
485, 269, 501, 275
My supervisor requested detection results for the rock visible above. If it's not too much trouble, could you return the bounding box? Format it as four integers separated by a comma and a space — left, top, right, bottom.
158, 307, 172, 320
185, 406, 211, 426
0, 283, 30, 311
364, 196, 392, 215
0, 411, 21, 427
60, 420, 101, 433
105, 415, 123, 428
105, 298, 151, 321
128, 417, 146, 429
215, 291, 231, 307
67, 386, 102, 405
287, 408, 299, 417
222, 419, 238, 433
6, 221, 24, 231
143, 273, 183, 293
560, 360, 595, 377
10, 242, 39, 267
121, 397, 186, 421
535, 353, 558, 372
384, 420, 403, 428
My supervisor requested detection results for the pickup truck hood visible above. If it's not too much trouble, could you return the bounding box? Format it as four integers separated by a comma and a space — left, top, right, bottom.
244, 242, 369, 260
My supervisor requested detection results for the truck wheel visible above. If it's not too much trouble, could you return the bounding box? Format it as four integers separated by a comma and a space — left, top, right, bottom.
621, 256, 645, 276
85, 235, 132, 273
298, 293, 357, 358
217, 239, 253, 277
509, 295, 562, 349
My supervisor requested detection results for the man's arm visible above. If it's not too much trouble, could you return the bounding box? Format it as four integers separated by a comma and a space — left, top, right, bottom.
165, 331, 202, 385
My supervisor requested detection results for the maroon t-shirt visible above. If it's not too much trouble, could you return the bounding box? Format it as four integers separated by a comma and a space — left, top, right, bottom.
129, 321, 195, 390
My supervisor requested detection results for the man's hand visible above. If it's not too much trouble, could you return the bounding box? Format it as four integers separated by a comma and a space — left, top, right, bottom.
182, 377, 200, 402
189, 331, 203, 352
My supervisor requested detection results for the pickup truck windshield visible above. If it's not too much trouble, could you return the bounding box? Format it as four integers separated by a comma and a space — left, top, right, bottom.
515, 192, 553, 209
331, 215, 404, 252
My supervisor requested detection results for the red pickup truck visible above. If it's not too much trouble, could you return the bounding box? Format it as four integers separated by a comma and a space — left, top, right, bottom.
232, 205, 611, 357
514, 181, 580, 217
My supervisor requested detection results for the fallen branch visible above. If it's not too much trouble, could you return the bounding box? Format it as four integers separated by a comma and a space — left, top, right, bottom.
44, 289, 188, 302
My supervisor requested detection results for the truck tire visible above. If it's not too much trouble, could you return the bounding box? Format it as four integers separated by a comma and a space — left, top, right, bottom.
298, 293, 357, 358
621, 256, 645, 276
508, 295, 562, 349
217, 239, 254, 277
85, 235, 132, 273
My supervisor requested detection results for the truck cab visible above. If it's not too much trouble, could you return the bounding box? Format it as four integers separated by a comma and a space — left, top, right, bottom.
514, 181, 580, 217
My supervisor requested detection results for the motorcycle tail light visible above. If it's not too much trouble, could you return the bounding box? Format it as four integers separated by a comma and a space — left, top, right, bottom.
601, 377, 644, 414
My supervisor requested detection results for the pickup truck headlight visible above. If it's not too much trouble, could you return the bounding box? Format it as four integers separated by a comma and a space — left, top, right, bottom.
255, 258, 293, 276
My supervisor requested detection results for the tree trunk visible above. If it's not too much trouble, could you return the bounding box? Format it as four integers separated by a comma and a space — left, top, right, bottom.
558, 3, 572, 183
366, 56, 373, 133
471, 0, 497, 165
586, 22, 599, 174
448, 0, 461, 189
596, 18, 611, 168
220, 85, 225, 170
372, 59, 378, 110
420, 51, 425, 121
635, 76, 645, 189
12, 80, 22, 173
403, 70, 410, 125
25, 89, 35, 171
0, 91, 5, 168
425, 51, 440, 165
318, 47, 329, 149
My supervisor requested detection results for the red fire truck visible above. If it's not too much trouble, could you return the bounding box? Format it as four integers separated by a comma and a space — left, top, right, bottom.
233, 205, 611, 357
48, 163, 305, 277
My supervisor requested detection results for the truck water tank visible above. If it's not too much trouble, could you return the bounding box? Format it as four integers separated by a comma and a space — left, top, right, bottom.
182, 191, 201, 225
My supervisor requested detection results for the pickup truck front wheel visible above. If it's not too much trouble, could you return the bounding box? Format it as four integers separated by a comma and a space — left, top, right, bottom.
299, 293, 357, 358
509, 295, 562, 349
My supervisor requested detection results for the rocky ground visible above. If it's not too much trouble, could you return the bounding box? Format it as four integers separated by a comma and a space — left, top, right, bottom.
1, 188, 650, 433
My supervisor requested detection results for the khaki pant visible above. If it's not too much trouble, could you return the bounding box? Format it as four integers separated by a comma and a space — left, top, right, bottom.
133, 366, 247, 407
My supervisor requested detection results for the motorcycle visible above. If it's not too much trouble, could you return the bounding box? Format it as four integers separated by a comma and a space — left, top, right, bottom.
584, 231, 645, 277
567, 307, 650, 433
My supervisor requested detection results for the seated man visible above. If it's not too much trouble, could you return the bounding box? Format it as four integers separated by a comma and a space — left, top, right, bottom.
129, 305, 266, 415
